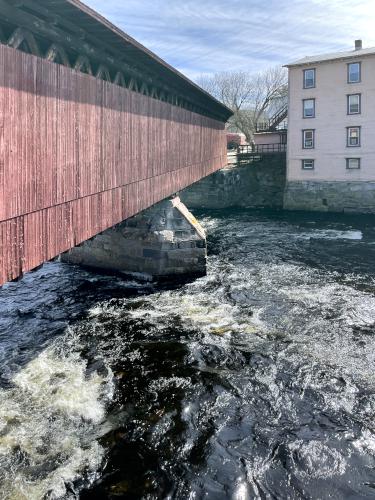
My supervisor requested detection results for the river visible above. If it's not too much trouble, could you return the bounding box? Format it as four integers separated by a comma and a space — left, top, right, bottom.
1, 208, 375, 499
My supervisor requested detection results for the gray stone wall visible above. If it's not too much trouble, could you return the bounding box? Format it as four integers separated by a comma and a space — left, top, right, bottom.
62, 197, 207, 279
180, 154, 286, 209
284, 181, 375, 213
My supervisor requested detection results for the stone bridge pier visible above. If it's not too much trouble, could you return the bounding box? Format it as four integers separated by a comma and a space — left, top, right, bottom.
62, 197, 207, 280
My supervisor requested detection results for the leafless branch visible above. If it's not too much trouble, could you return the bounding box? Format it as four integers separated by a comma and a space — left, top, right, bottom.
197, 66, 288, 143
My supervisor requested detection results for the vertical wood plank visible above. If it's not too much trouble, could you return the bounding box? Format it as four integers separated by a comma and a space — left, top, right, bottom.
0, 43, 227, 286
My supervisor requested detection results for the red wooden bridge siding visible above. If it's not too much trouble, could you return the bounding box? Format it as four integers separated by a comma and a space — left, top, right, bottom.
0, 44, 227, 285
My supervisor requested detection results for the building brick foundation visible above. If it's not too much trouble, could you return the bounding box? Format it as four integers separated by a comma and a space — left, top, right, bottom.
284, 181, 375, 213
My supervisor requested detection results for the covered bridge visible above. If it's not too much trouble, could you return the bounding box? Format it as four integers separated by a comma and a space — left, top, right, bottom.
0, 0, 231, 285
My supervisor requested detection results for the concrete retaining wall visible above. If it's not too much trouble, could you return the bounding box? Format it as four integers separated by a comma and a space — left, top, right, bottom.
284, 181, 375, 213
180, 154, 286, 209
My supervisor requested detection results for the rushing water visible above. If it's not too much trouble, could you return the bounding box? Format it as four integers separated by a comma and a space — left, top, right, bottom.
1, 208, 375, 500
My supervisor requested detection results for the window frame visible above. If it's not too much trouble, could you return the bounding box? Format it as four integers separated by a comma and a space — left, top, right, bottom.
346, 158, 361, 169
302, 129, 315, 149
303, 68, 316, 89
347, 93, 361, 115
347, 62, 361, 84
302, 159, 315, 170
347, 126, 361, 147
303, 98, 316, 118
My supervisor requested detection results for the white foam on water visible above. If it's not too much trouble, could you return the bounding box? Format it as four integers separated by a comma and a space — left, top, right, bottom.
289, 440, 347, 479
13, 350, 106, 423
232, 480, 250, 500
353, 430, 375, 454
275, 274, 375, 383
91, 283, 251, 341
0, 341, 113, 500
297, 229, 363, 240
149, 376, 191, 393
89, 303, 122, 319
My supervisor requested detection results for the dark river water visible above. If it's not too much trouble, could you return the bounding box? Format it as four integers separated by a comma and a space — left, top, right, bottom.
1, 208, 375, 500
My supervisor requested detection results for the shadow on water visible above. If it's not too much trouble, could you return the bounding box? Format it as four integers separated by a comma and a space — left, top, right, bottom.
1, 208, 375, 499
0, 262, 195, 386
0, 262, 196, 498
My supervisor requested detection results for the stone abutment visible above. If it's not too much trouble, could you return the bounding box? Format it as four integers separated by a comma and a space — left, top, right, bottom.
62, 197, 207, 280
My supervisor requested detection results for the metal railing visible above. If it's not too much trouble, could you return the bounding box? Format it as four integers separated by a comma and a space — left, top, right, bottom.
269, 104, 288, 129
255, 122, 288, 133
255, 105, 288, 133
225, 143, 286, 168
238, 143, 287, 154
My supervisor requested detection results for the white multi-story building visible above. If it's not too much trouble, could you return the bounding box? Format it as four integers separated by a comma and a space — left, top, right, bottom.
284, 40, 375, 213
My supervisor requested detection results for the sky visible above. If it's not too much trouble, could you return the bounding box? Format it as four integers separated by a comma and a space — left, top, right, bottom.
84, 0, 375, 82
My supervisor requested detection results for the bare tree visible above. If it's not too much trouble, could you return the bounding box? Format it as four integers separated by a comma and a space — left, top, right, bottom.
198, 67, 287, 144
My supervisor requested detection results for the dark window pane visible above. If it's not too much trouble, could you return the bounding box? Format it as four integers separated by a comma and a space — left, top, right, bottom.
348, 94, 360, 114
304, 69, 315, 88
303, 99, 315, 117
347, 127, 360, 146
303, 130, 314, 148
348, 63, 360, 83
302, 159, 314, 169
346, 158, 360, 169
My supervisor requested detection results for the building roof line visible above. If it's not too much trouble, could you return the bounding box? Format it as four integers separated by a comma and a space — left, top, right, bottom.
285, 46, 375, 68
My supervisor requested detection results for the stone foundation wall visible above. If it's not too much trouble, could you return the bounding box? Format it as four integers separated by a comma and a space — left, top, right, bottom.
180, 154, 286, 209
62, 197, 207, 279
284, 181, 375, 213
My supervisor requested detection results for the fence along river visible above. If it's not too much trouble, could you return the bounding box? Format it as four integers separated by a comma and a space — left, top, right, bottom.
0, 208, 375, 499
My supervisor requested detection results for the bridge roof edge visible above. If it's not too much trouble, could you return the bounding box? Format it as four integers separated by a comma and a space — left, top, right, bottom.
61, 0, 232, 122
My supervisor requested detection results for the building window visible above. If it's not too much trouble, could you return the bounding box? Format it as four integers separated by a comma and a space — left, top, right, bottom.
346, 158, 361, 169
303, 69, 316, 88
303, 99, 315, 118
347, 126, 361, 147
348, 62, 361, 83
303, 129, 315, 148
302, 159, 315, 170
347, 94, 361, 114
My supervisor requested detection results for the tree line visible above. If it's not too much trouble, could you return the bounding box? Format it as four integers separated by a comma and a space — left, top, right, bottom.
198, 67, 288, 144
